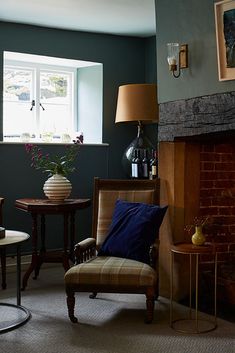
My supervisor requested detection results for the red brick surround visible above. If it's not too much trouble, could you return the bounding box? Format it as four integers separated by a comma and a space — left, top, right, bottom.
200, 143, 235, 242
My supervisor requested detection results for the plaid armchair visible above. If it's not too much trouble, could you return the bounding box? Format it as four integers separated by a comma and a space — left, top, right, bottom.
64, 178, 166, 324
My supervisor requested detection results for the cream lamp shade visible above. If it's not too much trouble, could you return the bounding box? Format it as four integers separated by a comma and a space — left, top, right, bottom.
115, 83, 158, 124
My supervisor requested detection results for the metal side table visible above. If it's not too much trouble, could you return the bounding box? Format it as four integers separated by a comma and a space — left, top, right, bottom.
0, 230, 31, 333
170, 242, 217, 334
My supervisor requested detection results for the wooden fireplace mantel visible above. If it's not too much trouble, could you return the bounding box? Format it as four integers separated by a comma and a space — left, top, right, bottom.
159, 141, 201, 242
158, 141, 201, 299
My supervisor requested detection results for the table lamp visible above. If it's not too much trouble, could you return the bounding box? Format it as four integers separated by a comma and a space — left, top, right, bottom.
115, 83, 158, 177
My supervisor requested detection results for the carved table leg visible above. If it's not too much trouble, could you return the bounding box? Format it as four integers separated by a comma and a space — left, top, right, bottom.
0, 248, 6, 289
70, 211, 75, 263
22, 213, 38, 290
34, 214, 45, 278
62, 213, 70, 272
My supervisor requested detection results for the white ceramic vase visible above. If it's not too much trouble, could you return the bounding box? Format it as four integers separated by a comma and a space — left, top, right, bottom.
43, 174, 72, 202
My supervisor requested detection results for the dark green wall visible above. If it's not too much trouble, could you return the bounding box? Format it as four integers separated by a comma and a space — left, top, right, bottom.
0, 143, 109, 253
0, 22, 157, 253
145, 36, 158, 145
155, 0, 235, 103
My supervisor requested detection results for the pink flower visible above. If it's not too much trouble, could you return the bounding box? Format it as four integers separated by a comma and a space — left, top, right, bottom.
24, 140, 81, 177
25, 144, 33, 153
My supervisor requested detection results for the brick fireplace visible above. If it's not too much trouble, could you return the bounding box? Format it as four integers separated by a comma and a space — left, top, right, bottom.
200, 142, 235, 243
158, 91, 235, 302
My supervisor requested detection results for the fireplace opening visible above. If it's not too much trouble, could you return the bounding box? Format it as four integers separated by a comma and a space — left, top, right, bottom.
199, 142, 235, 243
199, 142, 235, 309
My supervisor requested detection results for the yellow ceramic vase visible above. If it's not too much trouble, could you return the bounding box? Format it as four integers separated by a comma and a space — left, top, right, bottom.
191, 225, 206, 246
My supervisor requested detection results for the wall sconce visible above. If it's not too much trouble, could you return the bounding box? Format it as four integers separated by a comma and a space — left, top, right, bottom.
167, 43, 188, 78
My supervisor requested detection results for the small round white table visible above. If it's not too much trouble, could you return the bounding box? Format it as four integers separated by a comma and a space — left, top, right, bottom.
0, 230, 31, 333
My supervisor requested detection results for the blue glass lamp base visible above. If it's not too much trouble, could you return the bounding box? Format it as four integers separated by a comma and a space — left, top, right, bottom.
122, 134, 155, 178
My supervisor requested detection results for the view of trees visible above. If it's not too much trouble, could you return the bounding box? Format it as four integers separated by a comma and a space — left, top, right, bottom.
4, 68, 68, 102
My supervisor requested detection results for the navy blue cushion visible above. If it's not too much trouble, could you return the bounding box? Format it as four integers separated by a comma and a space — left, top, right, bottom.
98, 199, 168, 264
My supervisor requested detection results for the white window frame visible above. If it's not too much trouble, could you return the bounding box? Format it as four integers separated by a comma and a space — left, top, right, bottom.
4, 59, 77, 140
3, 51, 103, 144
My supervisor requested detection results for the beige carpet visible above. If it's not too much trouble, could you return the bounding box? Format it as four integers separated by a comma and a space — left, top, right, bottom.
1, 265, 235, 353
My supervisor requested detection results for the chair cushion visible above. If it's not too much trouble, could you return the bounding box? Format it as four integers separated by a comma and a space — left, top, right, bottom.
64, 256, 157, 287
96, 189, 156, 247
98, 200, 167, 264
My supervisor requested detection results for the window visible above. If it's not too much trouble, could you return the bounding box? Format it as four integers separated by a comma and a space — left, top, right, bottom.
4, 64, 75, 140
3, 52, 103, 144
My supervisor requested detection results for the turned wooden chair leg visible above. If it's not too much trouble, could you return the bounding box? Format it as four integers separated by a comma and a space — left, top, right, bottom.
66, 287, 78, 323
145, 288, 155, 324
154, 280, 159, 301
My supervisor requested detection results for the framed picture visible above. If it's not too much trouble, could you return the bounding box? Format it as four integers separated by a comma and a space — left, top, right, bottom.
215, 0, 235, 81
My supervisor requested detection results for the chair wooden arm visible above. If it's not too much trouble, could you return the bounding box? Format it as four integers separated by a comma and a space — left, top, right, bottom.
74, 238, 97, 264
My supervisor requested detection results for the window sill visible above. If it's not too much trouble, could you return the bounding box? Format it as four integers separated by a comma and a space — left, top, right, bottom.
0, 139, 109, 147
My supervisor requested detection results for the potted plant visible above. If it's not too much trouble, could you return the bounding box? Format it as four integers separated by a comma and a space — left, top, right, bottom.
25, 135, 83, 202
